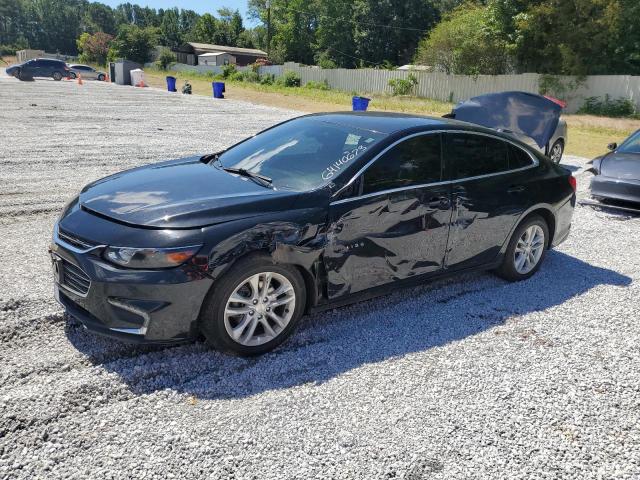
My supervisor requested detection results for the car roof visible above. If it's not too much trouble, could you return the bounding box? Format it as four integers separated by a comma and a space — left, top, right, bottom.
34, 58, 65, 62
304, 111, 496, 135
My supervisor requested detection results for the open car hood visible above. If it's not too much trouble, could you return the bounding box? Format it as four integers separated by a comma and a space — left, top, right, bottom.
451, 91, 563, 149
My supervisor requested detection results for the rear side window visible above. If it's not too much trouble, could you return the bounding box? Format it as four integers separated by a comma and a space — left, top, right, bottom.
445, 133, 509, 180
363, 133, 442, 195
508, 144, 534, 169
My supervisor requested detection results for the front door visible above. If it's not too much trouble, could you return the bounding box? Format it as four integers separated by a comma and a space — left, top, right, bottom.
325, 132, 453, 298
443, 132, 536, 269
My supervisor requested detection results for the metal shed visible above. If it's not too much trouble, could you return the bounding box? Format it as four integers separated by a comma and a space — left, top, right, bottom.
109, 60, 142, 86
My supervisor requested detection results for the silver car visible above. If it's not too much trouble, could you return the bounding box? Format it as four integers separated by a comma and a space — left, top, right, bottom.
68, 64, 106, 81
449, 92, 568, 164
505, 120, 567, 164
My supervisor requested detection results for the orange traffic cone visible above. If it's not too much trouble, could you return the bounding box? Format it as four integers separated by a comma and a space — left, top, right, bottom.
105, 74, 110, 82
137, 80, 146, 88
77, 73, 83, 85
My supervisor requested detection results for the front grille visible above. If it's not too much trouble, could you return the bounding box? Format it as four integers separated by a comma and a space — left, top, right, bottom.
58, 228, 97, 251
60, 260, 91, 296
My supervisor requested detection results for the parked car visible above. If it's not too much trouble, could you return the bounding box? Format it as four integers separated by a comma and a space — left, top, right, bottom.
447, 91, 568, 164
5, 58, 71, 81
68, 64, 106, 81
585, 130, 640, 212
50, 112, 576, 355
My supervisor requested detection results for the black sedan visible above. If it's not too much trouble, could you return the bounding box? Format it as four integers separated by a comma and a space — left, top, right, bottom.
6, 58, 71, 81
587, 130, 640, 212
51, 113, 576, 355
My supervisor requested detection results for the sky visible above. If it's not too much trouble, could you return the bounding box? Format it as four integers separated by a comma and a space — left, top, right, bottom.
99, 0, 254, 23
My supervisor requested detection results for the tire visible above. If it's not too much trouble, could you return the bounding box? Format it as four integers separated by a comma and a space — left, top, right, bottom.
69, 72, 77, 79
199, 255, 307, 356
549, 140, 564, 164
52, 71, 62, 81
97, 74, 105, 81
495, 215, 549, 282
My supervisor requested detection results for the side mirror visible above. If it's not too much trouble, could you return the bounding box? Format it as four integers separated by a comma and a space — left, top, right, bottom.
607, 142, 617, 151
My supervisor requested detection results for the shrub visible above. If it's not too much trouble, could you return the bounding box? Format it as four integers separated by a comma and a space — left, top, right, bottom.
0, 44, 17, 56
156, 47, 176, 70
388, 73, 418, 96
228, 70, 245, 82
277, 70, 301, 87
221, 64, 237, 79
304, 80, 331, 90
259, 73, 275, 85
578, 95, 637, 118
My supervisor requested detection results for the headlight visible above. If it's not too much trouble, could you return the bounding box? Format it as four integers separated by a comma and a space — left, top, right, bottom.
104, 245, 202, 269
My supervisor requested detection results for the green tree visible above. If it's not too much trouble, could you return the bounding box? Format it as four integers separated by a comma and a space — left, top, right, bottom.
160, 7, 181, 48
82, 2, 117, 35
314, 0, 356, 67
187, 13, 219, 44
415, 4, 509, 74
108, 24, 158, 64
77, 31, 113, 64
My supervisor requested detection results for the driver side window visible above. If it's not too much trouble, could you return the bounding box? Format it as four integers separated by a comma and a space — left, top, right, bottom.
362, 133, 442, 195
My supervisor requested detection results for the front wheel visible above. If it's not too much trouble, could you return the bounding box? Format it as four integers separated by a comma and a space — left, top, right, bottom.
97, 74, 105, 81
200, 256, 306, 356
549, 140, 564, 164
495, 215, 549, 282
69, 72, 77, 79
52, 71, 62, 81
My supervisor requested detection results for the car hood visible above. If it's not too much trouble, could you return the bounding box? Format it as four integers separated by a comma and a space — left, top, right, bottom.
451, 91, 562, 149
79, 157, 300, 228
600, 152, 640, 180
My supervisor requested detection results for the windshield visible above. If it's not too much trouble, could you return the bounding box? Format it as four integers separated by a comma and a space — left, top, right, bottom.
218, 117, 386, 191
617, 130, 640, 154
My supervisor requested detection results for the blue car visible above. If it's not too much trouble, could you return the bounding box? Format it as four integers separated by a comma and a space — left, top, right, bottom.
6, 58, 71, 81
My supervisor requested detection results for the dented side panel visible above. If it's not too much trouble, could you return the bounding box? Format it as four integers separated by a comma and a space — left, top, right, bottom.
325, 186, 452, 299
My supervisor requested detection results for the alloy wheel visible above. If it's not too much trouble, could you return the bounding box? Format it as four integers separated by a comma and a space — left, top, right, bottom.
223, 271, 296, 347
514, 225, 545, 274
550, 142, 563, 163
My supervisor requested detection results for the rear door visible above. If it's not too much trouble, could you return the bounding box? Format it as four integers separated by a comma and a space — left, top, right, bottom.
325, 132, 453, 298
443, 132, 537, 269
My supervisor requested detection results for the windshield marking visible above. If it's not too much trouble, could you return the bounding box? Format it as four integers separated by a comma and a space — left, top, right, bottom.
322, 145, 367, 180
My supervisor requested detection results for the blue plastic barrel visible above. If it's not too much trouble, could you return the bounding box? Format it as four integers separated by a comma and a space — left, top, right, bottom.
213, 82, 225, 99
166, 76, 177, 92
352, 96, 371, 111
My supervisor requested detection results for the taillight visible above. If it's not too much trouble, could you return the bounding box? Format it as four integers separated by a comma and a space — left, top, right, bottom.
568, 175, 577, 191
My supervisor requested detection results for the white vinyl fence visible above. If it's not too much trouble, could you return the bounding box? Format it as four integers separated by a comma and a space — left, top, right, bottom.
167, 61, 640, 113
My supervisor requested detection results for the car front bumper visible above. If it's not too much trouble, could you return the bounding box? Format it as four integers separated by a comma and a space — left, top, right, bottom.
50, 224, 212, 344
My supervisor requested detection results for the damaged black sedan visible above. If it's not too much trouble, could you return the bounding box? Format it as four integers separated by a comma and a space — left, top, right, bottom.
51, 112, 576, 355
586, 130, 640, 213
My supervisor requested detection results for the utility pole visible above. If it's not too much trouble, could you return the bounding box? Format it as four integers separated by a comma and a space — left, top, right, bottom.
266, 0, 271, 59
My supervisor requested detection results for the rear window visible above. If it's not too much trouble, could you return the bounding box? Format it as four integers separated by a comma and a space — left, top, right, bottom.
508, 144, 534, 169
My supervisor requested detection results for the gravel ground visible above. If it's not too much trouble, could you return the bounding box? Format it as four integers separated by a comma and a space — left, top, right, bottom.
1, 74, 639, 480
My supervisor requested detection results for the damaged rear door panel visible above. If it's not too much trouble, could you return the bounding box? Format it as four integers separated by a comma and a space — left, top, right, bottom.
324, 132, 453, 299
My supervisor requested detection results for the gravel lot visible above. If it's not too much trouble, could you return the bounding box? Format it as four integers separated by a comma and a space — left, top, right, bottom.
1, 74, 639, 480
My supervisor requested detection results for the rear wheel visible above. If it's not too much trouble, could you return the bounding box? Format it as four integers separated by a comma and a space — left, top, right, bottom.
97, 74, 105, 81
495, 215, 549, 282
69, 72, 77, 79
549, 140, 564, 164
52, 71, 62, 81
200, 256, 306, 356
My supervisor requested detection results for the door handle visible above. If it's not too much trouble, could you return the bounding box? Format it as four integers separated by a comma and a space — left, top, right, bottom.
427, 196, 450, 208
507, 185, 526, 194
